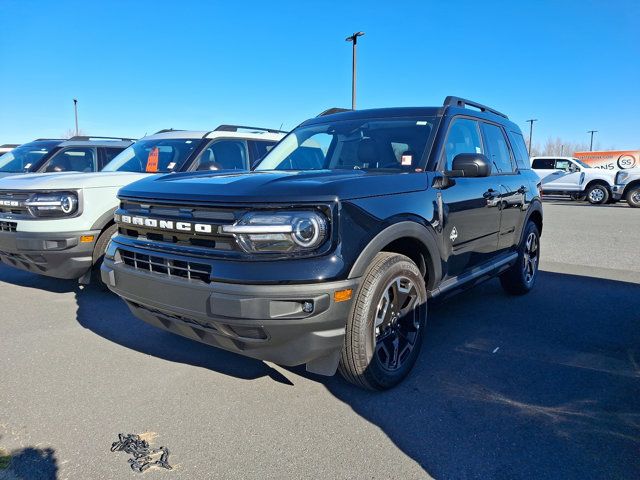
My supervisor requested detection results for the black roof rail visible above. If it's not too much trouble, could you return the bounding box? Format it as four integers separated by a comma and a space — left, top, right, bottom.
34, 138, 66, 141
213, 125, 288, 134
153, 128, 184, 134
443, 96, 508, 119
68, 135, 136, 142
317, 107, 352, 117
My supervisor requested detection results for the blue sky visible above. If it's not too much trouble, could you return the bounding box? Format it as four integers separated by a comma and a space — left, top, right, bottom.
1, 0, 639, 149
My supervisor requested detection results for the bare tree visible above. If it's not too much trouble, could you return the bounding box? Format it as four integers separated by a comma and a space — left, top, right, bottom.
526, 136, 606, 156
62, 128, 87, 138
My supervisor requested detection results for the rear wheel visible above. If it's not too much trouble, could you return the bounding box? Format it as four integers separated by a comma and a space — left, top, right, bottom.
625, 186, 640, 208
339, 252, 427, 391
585, 184, 610, 204
500, 221, 540, 295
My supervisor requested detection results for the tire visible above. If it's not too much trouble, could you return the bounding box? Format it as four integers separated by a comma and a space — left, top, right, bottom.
625, 186, 640, 208
338, 252, 427, 391
91, 224, 117, 287
499, 221, 540, 295
585, 184, 610, 205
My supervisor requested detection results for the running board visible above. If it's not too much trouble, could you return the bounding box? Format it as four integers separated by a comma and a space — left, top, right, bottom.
429, 253, 518, 298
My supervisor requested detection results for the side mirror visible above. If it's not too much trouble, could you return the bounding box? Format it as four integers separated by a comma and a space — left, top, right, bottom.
447, 153, 491, 178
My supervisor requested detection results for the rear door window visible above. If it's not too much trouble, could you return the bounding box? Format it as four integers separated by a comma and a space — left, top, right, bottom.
507, 131, 531, 170
481, 123, 515, 174
531, 158, 555, 169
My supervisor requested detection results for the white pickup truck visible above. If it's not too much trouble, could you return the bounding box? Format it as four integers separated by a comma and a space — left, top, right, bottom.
612, 168, 640, 208
531, 156, 617, 204
0, 126, 285, 283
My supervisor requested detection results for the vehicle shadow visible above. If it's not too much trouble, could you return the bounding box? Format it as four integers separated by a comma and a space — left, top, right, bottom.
0, 436, 58, 480
319, 271, 640, 479
72, 283, 294, 385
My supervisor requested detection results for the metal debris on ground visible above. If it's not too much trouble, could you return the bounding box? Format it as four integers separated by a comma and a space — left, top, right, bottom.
111, 433, 172, 472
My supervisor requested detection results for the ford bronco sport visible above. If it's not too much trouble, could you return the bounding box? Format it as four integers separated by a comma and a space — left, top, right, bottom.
0, 126, 284, 282
102, 97, 543, 390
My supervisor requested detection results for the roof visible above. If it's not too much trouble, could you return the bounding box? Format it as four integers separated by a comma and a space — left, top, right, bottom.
142, 129, 285, 142
58, 139, 135, 148
302, 97, 520, 131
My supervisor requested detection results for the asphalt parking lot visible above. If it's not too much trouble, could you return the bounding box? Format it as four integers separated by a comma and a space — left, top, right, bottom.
1, 201, 639, 480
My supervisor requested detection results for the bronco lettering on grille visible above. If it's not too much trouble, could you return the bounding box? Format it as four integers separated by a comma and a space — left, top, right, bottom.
115, 213, 215, 234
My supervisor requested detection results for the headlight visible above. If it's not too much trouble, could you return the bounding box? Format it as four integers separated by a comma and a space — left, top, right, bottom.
616, 171, 629, 185
222, 211, 328, 253
25, 192, 79, 217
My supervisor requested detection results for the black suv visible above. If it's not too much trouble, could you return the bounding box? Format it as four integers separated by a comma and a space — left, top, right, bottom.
102, 97, 543, 390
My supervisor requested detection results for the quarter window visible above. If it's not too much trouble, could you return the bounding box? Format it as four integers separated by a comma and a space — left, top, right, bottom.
481, 123, 514, 174
443, 118, 483, 170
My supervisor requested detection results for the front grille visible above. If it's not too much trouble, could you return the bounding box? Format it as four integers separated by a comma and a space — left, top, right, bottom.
0, 221, 17, 232
119, 248, 211, 283
0, 191, 31, 216
115, 200, 245, 253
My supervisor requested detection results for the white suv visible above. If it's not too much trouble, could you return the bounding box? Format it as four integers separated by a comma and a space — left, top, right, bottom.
531, 156, 616, 204
0, 126, 285, 283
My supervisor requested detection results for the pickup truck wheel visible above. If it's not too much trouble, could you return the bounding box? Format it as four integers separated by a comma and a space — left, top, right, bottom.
585, 184, 609, 204
338, 252, 427, 391
625, 186, 640, 208
91, 224, 117, 287
499, 222, 540, 295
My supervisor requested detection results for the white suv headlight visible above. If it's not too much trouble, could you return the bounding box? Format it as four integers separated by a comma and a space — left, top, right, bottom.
222, 211, 328, 253
25, 191, 79, 218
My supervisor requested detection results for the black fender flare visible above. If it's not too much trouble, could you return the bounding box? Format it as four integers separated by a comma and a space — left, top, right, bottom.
348, 221, 442, 287
519, 200, 543, 244
90, 207, 117, 231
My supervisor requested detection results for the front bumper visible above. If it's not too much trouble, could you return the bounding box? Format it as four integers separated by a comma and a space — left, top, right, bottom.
0, 229, 100, 279
611, 185, 624, 200
101, 256, 360, 376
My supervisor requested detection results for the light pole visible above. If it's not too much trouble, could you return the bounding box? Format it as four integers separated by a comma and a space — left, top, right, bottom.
345, 31, 365, 110
588, 130, 598, 151
526, 119, 537, 154
73, 99, 79, 136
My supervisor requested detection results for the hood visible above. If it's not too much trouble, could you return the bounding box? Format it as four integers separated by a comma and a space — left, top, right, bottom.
0, 172, 20, 180
119, 170, 431, 204
0, 171, 152, 190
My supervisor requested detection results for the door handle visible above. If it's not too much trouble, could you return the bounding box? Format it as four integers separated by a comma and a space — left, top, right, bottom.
550, 171, 563, 175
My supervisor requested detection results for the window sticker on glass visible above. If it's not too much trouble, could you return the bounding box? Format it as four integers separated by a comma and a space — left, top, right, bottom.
146, 147, 159, 172
401, 154, 413, 166
167, 161, 176, 170
416, 121, 428, 126
475, 146, 482, 154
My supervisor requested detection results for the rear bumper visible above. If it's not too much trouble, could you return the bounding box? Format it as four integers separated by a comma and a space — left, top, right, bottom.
0, 229, 99, 279
101, 256, 360, 375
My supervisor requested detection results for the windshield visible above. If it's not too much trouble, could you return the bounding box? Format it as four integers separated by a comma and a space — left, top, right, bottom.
102, 138, 202, 173
0, 140, 61, 172
573, 158, 591, 169
255, 117, 435, 172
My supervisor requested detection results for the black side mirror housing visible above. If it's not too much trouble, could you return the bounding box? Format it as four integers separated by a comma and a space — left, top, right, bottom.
447, 153, 491, 178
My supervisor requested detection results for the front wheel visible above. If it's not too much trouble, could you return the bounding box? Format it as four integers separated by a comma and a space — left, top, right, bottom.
585, 184, 610, 204
339, 252, 427, 391
91, 224, 118, 287
500, 221, 540, 295
625, 186, 640, 208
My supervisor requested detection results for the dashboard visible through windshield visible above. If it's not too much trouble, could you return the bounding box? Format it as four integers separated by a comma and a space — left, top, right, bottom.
255, 118, 435, 172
